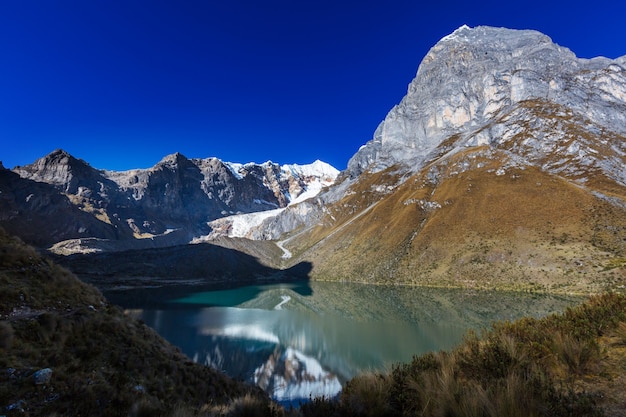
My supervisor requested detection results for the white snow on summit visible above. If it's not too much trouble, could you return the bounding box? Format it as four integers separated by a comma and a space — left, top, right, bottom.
225, 159, 339, 185
282, 160, 339, 181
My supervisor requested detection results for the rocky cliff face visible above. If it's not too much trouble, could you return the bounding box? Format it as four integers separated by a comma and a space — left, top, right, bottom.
4, 150, 338, 251
348, 25, 626, 179
0, 166, 129, 247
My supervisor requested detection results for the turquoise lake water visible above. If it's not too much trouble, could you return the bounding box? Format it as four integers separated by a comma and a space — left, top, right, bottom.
106, 281, 581, 404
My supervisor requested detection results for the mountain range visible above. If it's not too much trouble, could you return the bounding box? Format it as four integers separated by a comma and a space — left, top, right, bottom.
0, 150, 338, 252
2, 25, 626, 293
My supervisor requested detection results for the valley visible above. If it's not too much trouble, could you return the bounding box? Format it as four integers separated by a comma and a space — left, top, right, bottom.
2, 24, 626, 416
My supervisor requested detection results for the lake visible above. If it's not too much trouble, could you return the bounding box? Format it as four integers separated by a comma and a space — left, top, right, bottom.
105, 281, 581, 405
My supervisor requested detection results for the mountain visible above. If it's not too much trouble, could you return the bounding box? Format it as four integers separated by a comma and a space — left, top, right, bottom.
245, 26, 626, 293
2, 25, 626, 293
0, 162, 130, 247
2, 150, 338, 253
347, 25, 626, 178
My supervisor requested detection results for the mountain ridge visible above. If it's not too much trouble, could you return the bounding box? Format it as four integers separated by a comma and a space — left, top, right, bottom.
2, 149, 339, 252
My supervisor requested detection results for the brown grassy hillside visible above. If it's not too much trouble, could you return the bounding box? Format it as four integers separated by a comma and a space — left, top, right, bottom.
285, 146, 626, 294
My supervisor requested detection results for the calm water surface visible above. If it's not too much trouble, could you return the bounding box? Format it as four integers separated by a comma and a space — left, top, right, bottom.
106, 281, 581, 404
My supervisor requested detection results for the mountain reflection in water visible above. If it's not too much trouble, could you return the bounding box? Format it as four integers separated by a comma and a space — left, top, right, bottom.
109, 281, 581, 405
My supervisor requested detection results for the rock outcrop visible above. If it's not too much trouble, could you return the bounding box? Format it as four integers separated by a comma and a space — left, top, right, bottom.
243, 26, 626, 246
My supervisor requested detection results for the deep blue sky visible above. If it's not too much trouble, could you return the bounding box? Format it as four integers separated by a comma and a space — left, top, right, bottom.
2, 1, 625, 171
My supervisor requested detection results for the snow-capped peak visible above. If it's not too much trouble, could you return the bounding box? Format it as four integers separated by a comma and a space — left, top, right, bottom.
282, 160, 340, 181
223, 159, 339, 184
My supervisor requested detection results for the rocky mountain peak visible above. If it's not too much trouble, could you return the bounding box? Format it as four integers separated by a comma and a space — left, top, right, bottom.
13, 149, 101, 194
348, 25, 626, 178
156, 152, 191, 169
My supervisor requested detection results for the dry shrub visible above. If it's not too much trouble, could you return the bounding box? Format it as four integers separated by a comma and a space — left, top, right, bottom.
340, 372, 394, 417
406, 355, 547, 417
613, 321, 626, 345
128, 399, 161, 417
487, 372, 543, 417
169, 406, 196, 417
298, 396, 340, 417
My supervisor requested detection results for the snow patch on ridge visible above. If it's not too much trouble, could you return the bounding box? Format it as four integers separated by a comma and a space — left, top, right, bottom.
191, 208, 284, 242
440, 24, 472, 42
192, 160, 339, 242
276, 240, 292, 259
224, 162, 244, 179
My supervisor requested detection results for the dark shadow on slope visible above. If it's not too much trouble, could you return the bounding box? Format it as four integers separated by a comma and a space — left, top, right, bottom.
54, 242, 313, 305
0, 165, 127, 246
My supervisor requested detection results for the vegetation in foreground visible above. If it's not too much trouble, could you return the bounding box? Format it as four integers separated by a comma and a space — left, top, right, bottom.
0, 227, 280, 416
3, 225, 626, 416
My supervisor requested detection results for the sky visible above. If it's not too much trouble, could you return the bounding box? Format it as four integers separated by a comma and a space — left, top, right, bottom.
1, 1, 626, 171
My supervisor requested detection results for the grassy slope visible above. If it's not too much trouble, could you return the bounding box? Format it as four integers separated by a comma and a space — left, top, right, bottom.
278, 101, 626, 294
286, 147, 626, 294
0, 228, 280, 417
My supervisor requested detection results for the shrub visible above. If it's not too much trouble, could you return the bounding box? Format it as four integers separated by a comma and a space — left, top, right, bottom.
553, 331, 599, 378
205, 393, 280, 417
340, 372, 395, 417
298, 396, 340, 417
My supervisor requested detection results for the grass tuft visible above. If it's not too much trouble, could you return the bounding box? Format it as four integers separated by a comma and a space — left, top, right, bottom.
340, 372, 395, 417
